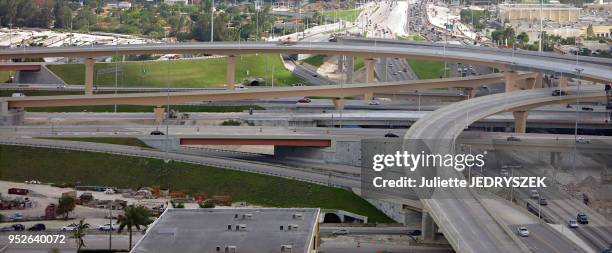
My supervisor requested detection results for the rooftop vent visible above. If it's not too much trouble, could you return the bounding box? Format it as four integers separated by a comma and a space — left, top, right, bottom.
288, 224, 299, 231
292, 213, 303, 219
225, 245, 237, 253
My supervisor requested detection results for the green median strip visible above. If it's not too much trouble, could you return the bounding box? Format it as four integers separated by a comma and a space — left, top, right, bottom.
0, 145, 394, 223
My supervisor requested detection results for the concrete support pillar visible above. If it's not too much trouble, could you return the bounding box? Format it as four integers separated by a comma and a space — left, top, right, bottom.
466, 88, 477, 99
559, 75, 568, 90
512, 111, 528, 133
534, 72, 543, 88
379, 58, 388, 82
332, 98, 345, 110
421, 211, 436, 241
226, 55, 236, 90
84, 58, 95, 95
346, 56, 354, 83
365, 58, 375, 83
504, 70, 519, 92
337, 55, 344, 73
154, 106, 165, 124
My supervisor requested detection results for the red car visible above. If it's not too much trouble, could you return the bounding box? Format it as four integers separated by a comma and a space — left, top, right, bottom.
297, 98, 311, 103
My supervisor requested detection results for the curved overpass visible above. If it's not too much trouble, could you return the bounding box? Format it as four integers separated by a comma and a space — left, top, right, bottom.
1, 73, 506, 108
0, 42, 610, 82
403, 85, 608, 253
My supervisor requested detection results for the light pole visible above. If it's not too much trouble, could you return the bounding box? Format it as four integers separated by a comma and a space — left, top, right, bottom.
538, 0, 543, 52
211, 0, 214, 43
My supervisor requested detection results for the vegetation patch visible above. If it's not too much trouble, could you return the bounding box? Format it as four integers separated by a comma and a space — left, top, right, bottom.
302, 55, 327, 68
0, 145, 393, 223
47, 55, 303, 88
38, 137, 151, 149
321, 9, 362, 22
407, 59, 449, 79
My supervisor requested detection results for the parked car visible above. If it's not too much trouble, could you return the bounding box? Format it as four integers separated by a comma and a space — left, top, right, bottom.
517, 226, 530, 237
9, 212, 23, 221
384, 132, 399, 138
507, 136, 521, 142
552, 90, 567, 96
577, 213, 589, 224
332, 229, 349, 235
61, 223, 80, 232
28, 224, 46, 231
530, 190, 540, 199
567, 219, 579, 228
150, 130, 165, 135
97, 223, 118, 231
297, 97, 311, 103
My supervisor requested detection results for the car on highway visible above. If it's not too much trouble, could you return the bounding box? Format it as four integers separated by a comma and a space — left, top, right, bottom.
28, 223, 46, 231
97, 223, 118, 231
517, 226, 529, 237
61, 223, 80, 231
500, 169, 509, 177
11, 93, 26, 97
384, 132, 399, 138
552, 90, 568, 96
9, 212, 23, 221
576, 137, 591, 144
368, 100, 381, 105
150, 130, 165, 135
104, 188, 115, 194
567, 219, 579, 228
332, 229, 349, 235
539, 198, 548, 206
277, 38, 297, 46
577, 213, 589, 224
0, 224, 25, 232
297, 97, 311, 103
530, 190, 540, 199
506, 136, 521, 142
581, 106, 594, 111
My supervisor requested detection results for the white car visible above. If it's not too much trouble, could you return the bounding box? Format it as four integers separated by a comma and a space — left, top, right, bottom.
332, 229, 349, 235
97, 223, 118, 231
103, 188, 115, 194
368, 100, 381, 105
517, 227, 530, 237
576, 137, 590, 144
11, 93, 26, 97
61, 223, 80, 231
567, 219, 579, 228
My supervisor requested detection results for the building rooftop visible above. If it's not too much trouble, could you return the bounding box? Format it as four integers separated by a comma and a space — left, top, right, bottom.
131, 208, 320, 253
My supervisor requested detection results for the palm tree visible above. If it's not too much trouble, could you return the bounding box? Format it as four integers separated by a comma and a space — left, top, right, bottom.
72, 219, 90, 252
117, 205, 152, 250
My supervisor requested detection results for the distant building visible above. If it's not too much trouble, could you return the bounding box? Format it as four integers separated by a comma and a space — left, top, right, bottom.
165, 0, 189, 5
498, 4, 581, 23
132, 208, 320, 253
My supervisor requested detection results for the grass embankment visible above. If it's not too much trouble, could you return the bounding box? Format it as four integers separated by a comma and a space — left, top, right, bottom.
302, 55, 327, 68
0, 145, 393, 223
398, 34, 425, 41
40, 137, 151, 148
0, 71, 14, 83
47, 54, 303, 88
321, 9, 362, 22
407, 59, 449, 79
353, 57, 365, 71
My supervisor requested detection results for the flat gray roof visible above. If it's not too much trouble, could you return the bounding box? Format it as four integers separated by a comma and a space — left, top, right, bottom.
132, 208, 320, 253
